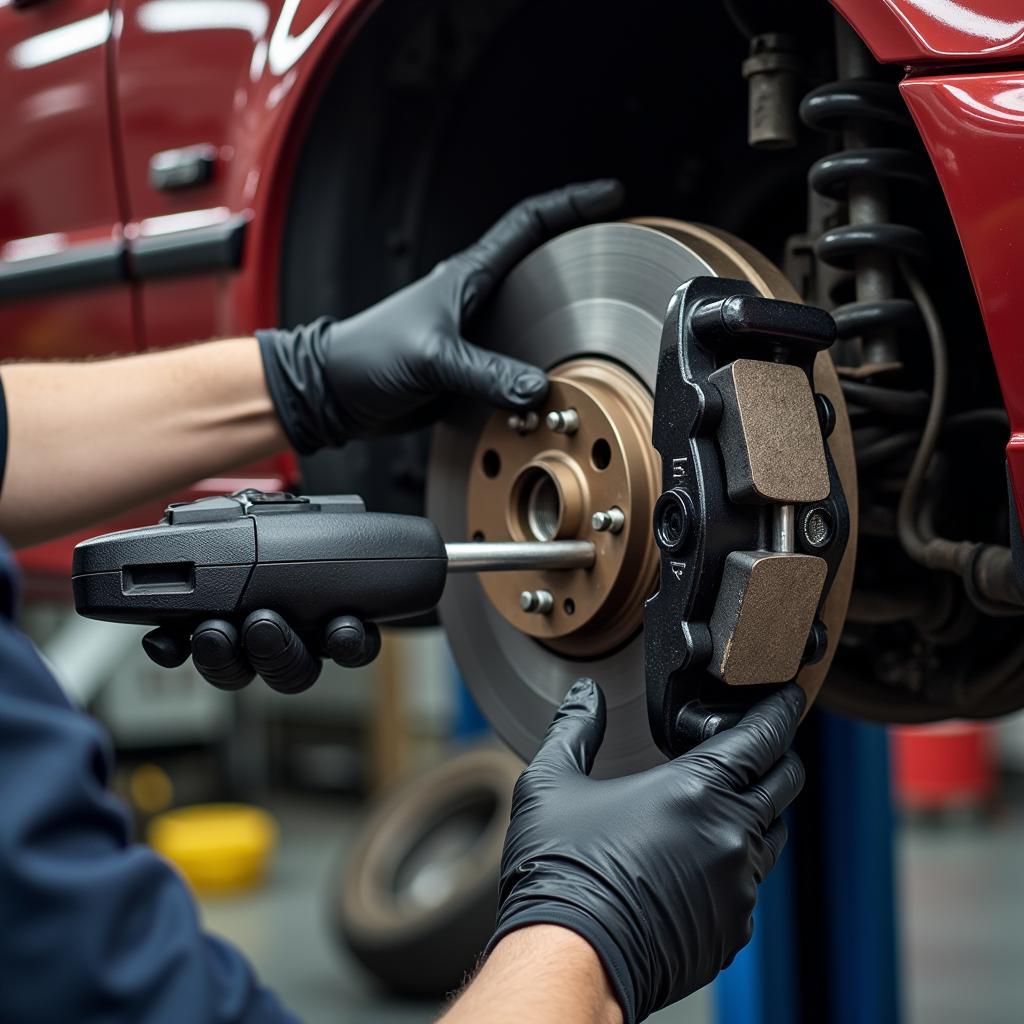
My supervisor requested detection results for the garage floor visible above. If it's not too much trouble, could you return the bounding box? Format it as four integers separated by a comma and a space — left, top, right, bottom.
197, 796, 710, 1023
197, 796, 1024, 1024
899, 809, 1024, 1023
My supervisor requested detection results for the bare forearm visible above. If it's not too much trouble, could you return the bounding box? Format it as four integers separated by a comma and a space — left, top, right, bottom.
0, 338, 287, 547
441, 926, 622, 1024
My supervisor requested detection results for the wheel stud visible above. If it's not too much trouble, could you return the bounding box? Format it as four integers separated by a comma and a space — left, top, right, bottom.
507, 411, 540, 433
519, 590, 554, 614
592, 507, 625, 534
546, 409, 579, 434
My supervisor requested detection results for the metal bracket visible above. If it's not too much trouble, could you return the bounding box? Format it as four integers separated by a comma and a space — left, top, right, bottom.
644, 277, 850, 757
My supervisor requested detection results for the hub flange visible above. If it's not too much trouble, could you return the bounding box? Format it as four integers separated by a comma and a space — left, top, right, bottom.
467, 359, 659, 656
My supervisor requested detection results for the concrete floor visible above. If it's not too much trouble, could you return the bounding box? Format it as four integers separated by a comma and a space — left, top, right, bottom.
197, 797, 710, 1024
899, 810, 1024, 1024
198, 796, 1024, 1024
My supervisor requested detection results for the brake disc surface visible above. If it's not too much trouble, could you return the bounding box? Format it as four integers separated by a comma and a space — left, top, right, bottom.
427, 220, 856, 776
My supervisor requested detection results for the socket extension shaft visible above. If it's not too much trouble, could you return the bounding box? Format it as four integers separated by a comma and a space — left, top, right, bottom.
445, 540, 595, 573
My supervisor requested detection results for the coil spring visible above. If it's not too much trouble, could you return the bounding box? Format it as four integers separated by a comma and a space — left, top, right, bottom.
799, 79, 930, 348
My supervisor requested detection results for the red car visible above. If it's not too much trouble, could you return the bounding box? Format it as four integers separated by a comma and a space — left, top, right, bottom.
3, 0, 1024, 726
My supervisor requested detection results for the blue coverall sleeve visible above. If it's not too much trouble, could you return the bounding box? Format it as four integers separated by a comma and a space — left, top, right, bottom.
0, 609, 300, 1024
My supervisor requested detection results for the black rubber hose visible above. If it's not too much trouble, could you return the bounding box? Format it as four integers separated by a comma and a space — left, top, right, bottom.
841, 380, 930, 417
896, 261, 950, 568
893, 263, 1023, 609
856, 431, 918, 469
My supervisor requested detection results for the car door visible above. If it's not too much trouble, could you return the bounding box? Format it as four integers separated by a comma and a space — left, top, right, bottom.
0, 0, 137, 360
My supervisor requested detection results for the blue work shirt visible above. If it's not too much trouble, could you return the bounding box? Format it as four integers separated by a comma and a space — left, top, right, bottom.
0, 365, 297, 1024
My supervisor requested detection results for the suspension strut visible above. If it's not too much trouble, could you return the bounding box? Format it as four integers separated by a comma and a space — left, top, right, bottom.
799, 20, 929, 372
799, 19, 1024, 614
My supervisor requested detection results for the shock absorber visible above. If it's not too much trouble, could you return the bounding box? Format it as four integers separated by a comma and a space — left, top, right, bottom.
799, 20, 929, 371
799, 19, 1024, 616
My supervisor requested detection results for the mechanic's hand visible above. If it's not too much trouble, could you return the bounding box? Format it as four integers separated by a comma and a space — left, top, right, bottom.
141, 612, 380, 694
488, 678, 806, 1024
257, 179, 623, 452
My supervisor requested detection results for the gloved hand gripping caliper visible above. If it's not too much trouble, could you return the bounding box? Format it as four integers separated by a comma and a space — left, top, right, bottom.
72, 278, 849, 752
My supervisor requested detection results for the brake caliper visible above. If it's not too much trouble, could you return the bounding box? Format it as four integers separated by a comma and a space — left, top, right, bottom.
644, 277, 849, 757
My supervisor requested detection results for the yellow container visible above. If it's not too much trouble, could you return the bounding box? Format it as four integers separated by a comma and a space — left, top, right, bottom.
148, 803, 277, 896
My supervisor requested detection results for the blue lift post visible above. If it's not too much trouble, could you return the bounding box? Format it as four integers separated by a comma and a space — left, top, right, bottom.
715, 707, 901, 1024
451, 669, 490, 742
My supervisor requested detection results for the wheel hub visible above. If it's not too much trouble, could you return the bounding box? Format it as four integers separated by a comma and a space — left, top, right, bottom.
467, 358, 659, 656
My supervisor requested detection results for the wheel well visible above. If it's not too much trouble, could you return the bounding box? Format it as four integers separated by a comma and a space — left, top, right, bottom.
281, 0, 1022, 719
281, 0, 831, 506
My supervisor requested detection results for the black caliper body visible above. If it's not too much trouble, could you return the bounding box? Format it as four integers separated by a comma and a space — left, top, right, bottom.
644, 277, 850, 758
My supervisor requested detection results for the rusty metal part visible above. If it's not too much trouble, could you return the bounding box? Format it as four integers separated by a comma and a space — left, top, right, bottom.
466, 359, 660, 657
427, 219, 857, 774
742, 33, 802, 150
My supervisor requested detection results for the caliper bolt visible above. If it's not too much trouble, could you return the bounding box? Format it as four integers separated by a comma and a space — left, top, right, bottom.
653, 488, 692, 554
507, 411, 540, 433
546, 409, 579, 435
519, 590, 554, 614
592, 507, 625, 534
800, 504, 835, 550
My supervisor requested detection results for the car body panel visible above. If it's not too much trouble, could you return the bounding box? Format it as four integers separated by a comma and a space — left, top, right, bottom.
114, 0, 377, 346
833, 0, 1024, 64
0, 0, 136, 360
901, 72, 1024, 529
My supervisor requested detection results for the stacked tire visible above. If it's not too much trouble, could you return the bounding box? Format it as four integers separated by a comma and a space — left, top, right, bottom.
330, 747, 522, 997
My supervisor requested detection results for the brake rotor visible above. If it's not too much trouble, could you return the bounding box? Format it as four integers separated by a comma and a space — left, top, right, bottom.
427, 219, 857, 776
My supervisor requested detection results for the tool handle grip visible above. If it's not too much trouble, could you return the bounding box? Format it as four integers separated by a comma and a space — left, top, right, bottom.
72, 496, 448, 629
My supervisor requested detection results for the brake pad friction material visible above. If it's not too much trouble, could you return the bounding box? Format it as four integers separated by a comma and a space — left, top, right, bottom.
709, 551, 827, 685
710, 359, 829, 504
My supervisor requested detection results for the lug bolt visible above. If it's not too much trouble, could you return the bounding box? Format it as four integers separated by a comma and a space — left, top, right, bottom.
519, 590, 554, 614
546, 408, 579, 435
507, 411, 540, 433
592, 506, 625, 534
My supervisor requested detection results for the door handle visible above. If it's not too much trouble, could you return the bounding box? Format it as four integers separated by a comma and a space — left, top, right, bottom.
149, 145, 217, 192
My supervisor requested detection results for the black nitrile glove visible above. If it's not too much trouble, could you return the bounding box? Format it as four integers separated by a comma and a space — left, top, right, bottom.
488, 679, 806, 1024
142, 612, 380, 694
257, 180, 623, 452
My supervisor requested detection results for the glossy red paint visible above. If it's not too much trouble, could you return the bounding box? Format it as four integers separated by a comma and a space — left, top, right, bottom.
0, 0, 137, 359
114, 0, 379, 344
0, 280, 135, 361
901, 72, 1024, 528
834, 0, 1024, 64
